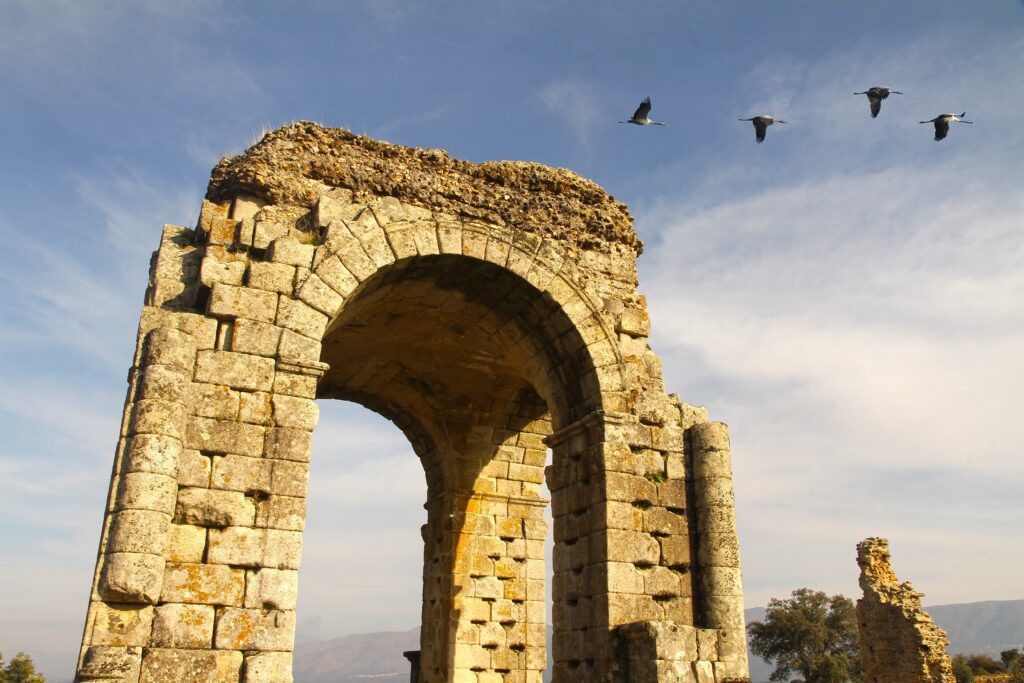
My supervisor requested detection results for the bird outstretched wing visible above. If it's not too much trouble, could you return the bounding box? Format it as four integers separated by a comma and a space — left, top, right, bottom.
933, 119, 949, 141
632, 97, 652, 120
869, 96, 882, 118
754, 121, 767, 143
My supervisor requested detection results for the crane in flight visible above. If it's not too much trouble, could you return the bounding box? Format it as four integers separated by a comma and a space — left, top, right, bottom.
920, 112, 972, 141
854, 86, 903, 118
739, 115, 786, 143
619, 97, 666, 126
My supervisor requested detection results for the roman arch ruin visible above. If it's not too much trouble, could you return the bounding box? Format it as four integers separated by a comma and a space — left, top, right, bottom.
75, 122, 750, 683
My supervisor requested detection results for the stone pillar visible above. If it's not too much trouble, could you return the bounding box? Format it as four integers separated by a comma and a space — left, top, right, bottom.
77, 327, 197, 681
690, 422, 748, 676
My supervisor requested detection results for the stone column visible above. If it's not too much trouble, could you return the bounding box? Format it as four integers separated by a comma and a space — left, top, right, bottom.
77, 327, 196, 681
690, 422, 748, 676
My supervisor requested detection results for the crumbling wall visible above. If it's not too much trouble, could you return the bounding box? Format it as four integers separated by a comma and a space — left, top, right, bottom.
856, 537, 955, 683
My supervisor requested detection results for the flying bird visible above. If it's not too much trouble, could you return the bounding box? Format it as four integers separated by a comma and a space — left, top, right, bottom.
738, 115, 786, 143
619, 97, 666, 126
853, 86, 903, 118
919, 112, 972, 141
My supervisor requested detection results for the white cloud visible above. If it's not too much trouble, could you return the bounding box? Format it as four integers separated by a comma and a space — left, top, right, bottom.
538, 77, 603, 147
637, 147, 1024, 606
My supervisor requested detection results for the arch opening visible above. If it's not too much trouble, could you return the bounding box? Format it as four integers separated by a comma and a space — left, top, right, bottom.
315, 254, 599, 681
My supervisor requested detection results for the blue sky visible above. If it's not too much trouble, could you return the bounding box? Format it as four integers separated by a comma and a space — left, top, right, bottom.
2, 1, 1023, 679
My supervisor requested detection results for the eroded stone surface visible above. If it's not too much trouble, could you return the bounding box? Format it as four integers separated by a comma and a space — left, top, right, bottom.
856, 537, 954, 683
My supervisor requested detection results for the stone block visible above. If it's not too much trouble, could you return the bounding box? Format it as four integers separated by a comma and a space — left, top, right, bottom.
603, 471, 657, 504
107, 509, 170, 555
264, 427, 312, 462
690, 422, 730, 455
276, 296, 328, 339
272, 394, 319, 430
200, 255, 246, 287
253, 217, 289, 250
88, 601, 154, 647
255, 495, 306, 530
207, 527, 265, 568
194, 350, 275, 392
150, 603, 215, 648
297, 273, 344, 315
166, 523, 206, 563
98, 552, 165, 604
696, 532, 741, 568
695, 628, 718, 661
186, 416, 265, 457
715, 627, 747, 662
703, 596, 745, 629
177, 449, 211, 488
385, 225, 418, 259
243, 651, 293, 683
659, 535, 690, 567
315, 194, 348, 228
137, 364, 190, 403
142, 327, 197, 372
263, 529, 303, 569
605, 529, 661, 565
436, 219, 462, 253
245, 568, 299, 609
175, 487, 256, 527
232, 318, 282, 357
215, 607, 296, 650
189, 382, 240, 420
313, 254, 358, 298
130, 399, 186, 439
124, 434, 182, 477
599, 561, 644, 594
271, 460, 309, 497
269, 235, 314, 268
208, 282, 278, 323
644, 506, 687, 537
273, 371, 318, 398
212, 454, 272, 493
337, 242, 380, 283
115, 471, 177, 515
161, 562, 244, 606
238, 390, 273, 425
278, 329, 321, 363
139, 648, 243, 682
77, 645, 142, 681
248, 261, 295, 294
711, 661, 747, 681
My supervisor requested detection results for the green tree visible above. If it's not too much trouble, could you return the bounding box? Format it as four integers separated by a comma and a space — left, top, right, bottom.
951, 654, 974, 683
3, 651, 46, 683
1003, 648, 1022, 668
1009, 654, 1024, 683
748, 588, 863, 682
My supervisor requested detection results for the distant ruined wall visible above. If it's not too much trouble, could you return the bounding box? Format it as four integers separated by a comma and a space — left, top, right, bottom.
74, 122, 750, 682
856, 537, 955, 683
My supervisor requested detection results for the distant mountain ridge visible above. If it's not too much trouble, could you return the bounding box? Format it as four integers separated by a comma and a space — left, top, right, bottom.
293, 599, 1024, 683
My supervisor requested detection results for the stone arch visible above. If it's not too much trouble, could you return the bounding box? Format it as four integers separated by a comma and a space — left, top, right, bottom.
74, 122, 750, 683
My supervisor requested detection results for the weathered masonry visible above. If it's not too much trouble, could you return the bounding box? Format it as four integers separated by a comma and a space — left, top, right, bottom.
75, 122, 750, 683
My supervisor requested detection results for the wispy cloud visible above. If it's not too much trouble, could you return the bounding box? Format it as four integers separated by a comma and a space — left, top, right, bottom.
538, 77, 603, 148
639, 151, 1024, 605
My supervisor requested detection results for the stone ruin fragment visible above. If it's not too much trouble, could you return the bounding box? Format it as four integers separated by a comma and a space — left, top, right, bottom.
856, 537, 955, 683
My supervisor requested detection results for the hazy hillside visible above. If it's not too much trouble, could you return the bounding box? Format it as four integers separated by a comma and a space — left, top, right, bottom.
294, 627, 419, 683
293, 600, 1024, 683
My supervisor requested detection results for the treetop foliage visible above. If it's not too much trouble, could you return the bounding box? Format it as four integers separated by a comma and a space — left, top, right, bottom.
748, 587, 863, 683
